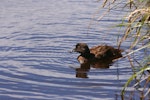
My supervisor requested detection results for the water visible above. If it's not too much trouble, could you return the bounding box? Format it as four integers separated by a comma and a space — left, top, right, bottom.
0, 0, 145, 100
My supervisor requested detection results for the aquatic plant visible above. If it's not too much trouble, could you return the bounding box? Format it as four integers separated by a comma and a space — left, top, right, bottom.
98, 0, 150, 99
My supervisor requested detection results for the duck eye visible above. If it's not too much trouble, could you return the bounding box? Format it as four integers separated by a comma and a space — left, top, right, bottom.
76, 45, 78, 48
76, 44, 80, 48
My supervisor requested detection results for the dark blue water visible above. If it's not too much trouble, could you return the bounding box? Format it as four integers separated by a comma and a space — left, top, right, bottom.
0, 0, 143, 100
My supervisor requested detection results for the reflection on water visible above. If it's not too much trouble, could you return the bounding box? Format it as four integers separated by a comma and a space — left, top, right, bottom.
76, 63, 90, 78
75, 61, 111, 78
75, 55, 122, 78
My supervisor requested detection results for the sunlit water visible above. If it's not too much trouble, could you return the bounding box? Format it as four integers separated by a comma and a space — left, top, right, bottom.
0, 0, 147, 100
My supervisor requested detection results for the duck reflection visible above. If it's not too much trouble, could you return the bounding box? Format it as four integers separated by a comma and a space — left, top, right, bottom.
76, 63, 90, 78
73, 43, 123, 78
75, 60, 112, 78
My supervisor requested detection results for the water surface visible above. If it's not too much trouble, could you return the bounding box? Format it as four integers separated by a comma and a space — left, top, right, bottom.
0, 0, 138, 100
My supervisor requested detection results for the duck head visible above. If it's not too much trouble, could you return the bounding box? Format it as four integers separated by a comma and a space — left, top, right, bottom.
73, 43, 90, 54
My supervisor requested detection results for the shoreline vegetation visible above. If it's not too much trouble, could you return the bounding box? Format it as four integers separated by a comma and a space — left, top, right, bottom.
97, 0, 150, 99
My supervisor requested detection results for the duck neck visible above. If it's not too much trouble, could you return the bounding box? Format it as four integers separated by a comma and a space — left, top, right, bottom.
81, 52, 93, 59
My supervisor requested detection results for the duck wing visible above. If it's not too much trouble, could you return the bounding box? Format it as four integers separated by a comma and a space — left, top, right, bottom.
90, 45, 122, 59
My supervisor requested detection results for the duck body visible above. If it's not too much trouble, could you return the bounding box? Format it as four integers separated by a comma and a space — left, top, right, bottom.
74, 43, 123, 68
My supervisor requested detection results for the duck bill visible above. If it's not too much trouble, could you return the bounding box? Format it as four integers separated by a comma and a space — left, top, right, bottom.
70, 48, 77, 53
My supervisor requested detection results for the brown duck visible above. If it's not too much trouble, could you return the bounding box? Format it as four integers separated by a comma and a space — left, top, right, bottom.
73, 43, 123, 68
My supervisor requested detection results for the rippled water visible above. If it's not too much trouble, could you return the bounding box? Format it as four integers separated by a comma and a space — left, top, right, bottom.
0, 0, 142, 100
